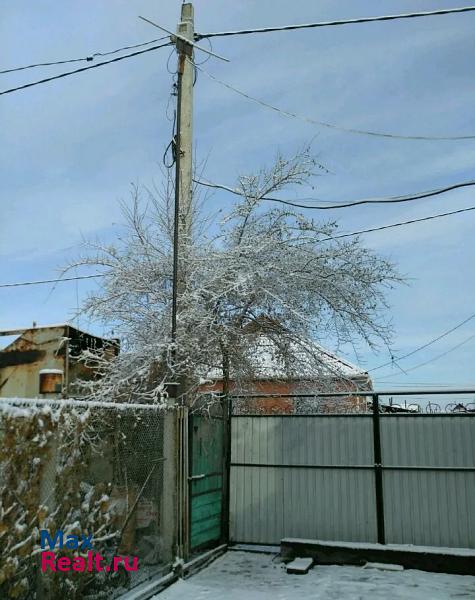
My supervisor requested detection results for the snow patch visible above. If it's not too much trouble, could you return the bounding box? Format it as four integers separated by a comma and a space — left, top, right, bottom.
147, 550, 475, 600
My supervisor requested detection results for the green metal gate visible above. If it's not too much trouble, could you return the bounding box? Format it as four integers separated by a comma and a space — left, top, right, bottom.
188, 410, 226, 552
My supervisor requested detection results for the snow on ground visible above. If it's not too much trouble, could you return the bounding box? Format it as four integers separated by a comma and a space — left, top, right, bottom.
153, 550, 475, 600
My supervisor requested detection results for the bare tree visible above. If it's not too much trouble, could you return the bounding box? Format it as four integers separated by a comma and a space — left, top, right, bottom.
65, 148, 402, 404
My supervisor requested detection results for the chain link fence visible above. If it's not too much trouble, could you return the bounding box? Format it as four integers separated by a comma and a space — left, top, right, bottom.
0, 399, 177, 600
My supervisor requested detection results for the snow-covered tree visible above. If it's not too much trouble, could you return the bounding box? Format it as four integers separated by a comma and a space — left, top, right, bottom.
66, 148, 402, 404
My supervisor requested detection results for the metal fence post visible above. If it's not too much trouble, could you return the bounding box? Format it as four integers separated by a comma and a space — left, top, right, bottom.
372, 394, 386, 544
176, 404, 190, 560
222, 394, 232, 543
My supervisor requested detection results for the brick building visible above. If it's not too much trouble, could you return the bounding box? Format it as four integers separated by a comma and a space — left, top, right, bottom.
200, 336, 372, 413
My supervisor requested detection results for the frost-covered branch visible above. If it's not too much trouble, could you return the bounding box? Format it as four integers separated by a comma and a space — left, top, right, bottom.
63, 147, 402, 404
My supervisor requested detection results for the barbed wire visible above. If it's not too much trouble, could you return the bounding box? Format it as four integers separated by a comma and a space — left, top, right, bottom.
230, 396, 475, 415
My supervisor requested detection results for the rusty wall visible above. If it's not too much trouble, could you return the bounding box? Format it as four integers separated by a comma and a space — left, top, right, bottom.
0, 327, 66, 398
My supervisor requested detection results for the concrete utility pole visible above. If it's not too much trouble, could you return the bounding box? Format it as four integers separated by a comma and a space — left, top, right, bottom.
176, 3, 194, 245
171, 2, 194, 349
172, 1, 194, 562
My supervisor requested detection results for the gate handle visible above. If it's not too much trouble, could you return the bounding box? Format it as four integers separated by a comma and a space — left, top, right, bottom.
189, 474, 206, 481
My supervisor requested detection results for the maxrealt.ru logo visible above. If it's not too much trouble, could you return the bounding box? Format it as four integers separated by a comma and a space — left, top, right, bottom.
40, 530, 138, 573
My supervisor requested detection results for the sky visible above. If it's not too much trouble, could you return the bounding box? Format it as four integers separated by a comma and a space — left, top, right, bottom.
1, 1, 475, 396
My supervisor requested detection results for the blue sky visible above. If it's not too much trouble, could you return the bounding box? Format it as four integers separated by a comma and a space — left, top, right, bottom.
1, 1, 475, 392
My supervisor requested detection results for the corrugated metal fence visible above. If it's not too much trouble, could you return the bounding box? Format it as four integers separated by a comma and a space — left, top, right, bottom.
229, 405, 475, 549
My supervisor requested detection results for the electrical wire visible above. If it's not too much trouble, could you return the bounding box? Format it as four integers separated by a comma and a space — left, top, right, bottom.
3, 205, 474, 291
3, 203, 473, 290
2, 203, 474, 290
377, 332, 475, 378
195, 6, 475, 40
194, 64, 475, 141
319, 205, 475, 242
166, 47, 177, 75
0, 36, 170, 75
369, 314, 475, 373
0, 274, 105, 289
166, 83, 178, 121
193, 177, 475, 210
193, 37, 213, 66
0, 41, 172, 96
163, 109, 177, 169
138, 15, 229, 62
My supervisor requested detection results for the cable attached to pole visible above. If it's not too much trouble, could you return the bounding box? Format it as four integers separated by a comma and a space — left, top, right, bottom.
171, 57, 184, 350
194, 63, 475, 141
194, 177, 475, 210
369, 314, 475, 373
196, 6, 475, 40
0, 41, 172, 96
0, 36, 170, 75
0, 273, 105, 288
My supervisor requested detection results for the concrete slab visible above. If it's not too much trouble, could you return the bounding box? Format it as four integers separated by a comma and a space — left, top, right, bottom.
286, 557, 313, 574
281, 538, 475, 576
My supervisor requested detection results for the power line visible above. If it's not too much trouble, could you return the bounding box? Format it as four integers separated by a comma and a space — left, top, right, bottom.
0, 41, 172, 96
193, 177, 341, 204
320, 205, 475, 241
194, 177, 475, 210
369, 314, 475, 373
138, 15, 229, 62
3, 204, 474, 290
3, 203, 474, 290
377, 333, 475, 378
194, 64, 475, 141
196, 6, 475, 40
0, 274, 105, 289
3, 199, 474, 290
0, 36, 169, 75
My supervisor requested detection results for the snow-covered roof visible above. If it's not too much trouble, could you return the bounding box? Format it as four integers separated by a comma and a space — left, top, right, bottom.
208, 336, 368, 381
301, 342, 368, 379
